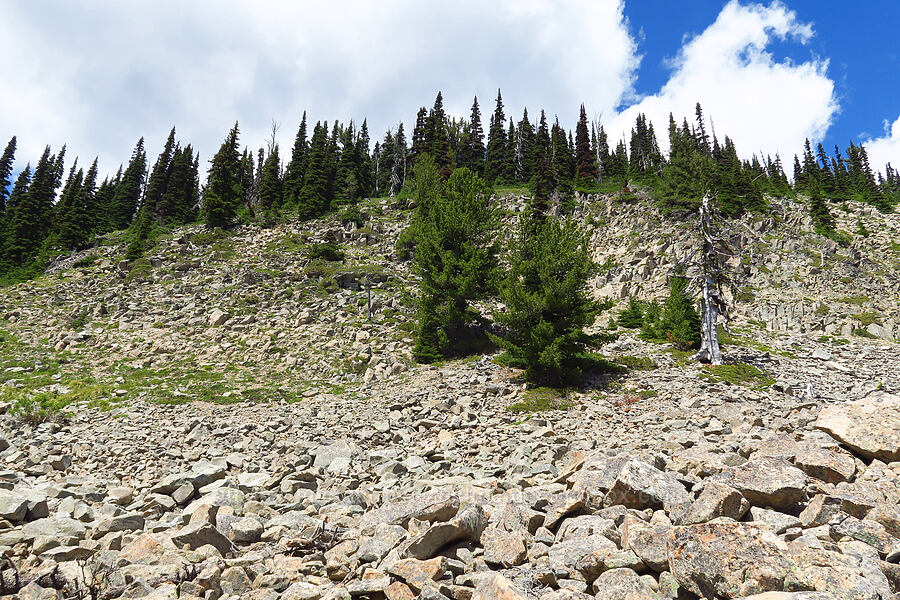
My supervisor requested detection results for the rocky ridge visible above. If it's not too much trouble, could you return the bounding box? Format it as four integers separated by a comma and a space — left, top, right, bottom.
0, 192, 898, 599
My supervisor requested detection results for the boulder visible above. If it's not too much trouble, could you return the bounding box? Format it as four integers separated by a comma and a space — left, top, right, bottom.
403, 504, 486, 560
667, 521, 793, 598
704, 457, 808, 510
814, 392, 900, 462
604, 459, 690, 515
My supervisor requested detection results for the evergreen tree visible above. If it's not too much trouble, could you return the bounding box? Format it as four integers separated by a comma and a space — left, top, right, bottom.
429, 92, 452, 176
595, 124, 610, 185
297, 121, 329, 219
283, 111, 308, 210
0, 136, 16, 213
460, 96, 486, 175
694, 103, 711, 156
411, 107, 429, 161
503, 121, 517, 183
391, 123, 407, 196
551, 118, 574, 197
357, 119, 373, 197
336, 121, 359, 202
258, 144, 282, 224
491, 217, 605, 384
516, 108, 535, 181
808, 182, 836, 238
202, 122, 243, 228
4, 146, 63, 266
643, 272, 701, 350
55, 164, 85, 250
485, 89, 507, 183
144, 127, 177, 223
413, 161, 498, 362
800, 138, 819, 192
162, 145, 200, 224
110, 138, 147, 231
574, 104, 597, 186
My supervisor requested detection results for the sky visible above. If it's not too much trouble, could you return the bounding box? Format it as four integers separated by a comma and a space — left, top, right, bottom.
0, 0, 898, 182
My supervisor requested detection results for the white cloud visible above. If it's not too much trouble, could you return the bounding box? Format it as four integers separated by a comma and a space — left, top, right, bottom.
862, 116, 900, 176
0, 1, 639, 177
608, 0, 837, 164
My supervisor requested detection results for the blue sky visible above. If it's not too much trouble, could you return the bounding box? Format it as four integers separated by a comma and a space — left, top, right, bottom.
0, 1, 897, 180
624, 1, 900, 162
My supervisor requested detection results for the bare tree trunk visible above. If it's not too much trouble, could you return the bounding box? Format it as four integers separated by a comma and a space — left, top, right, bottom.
695, 274, 722, 364
694, 194, 724, 365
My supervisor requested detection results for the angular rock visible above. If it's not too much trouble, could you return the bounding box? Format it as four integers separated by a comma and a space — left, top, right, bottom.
170, 522, 232, 555
387, 557, 447, 593
591, 568, 657, 599
359, 490, 459, 534
679, 482, 749, 525
705, 456, 808, 510
0, 491, 28, 522
814, 392, 900, 462
92, 512, 145, 539
799, 495, 844, 528
403, 504, 486, 560
604, 459, 690, 515
550, 533, 618, 578
472, 573, 529, 600
793, 448, 856, 484
667, 522, 793, 598
481, 526, 527, 567
621, 516, 670, 572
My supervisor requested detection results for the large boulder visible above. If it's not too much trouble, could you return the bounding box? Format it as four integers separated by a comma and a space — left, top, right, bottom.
359, 490, 459, 534
704, 457, 808, 510
814, 392, 900, 462
604, 459, 690, 515
667, 521, 793, 598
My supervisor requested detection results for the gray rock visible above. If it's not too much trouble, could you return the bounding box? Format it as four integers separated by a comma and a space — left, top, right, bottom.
0, 491, 28, 521
170, 522, 232, 555
359, 490, 459, 533
403, 504, 486, 559
679, 482, 749, 524
591, 568, 658, 599
814, 392, 900, 461
705, 456, 808, 510
604, 459, 690, 515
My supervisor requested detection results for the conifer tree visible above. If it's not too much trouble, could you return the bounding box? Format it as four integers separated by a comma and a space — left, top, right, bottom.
574, 104, 597, 186
4, 146, 62, 266
411, 107, 429, 161
357, 119, 373, 197
298, 121, 329, 219
163, 145, 200, 224
516, 108, 535, 181
413, 160, 498, 362
144, 128, 177, 223
110, 138, 147, 231
594, 124, 610, 185
551, 118, 574, 198
694, 103, 711, 156
0, 136, 16, 213
258, 144, 282, 224
429, 92, 452, 176
503, 121, 517, 183
485, 90, 507, 183
283, 112, 308, 210
808, 182, 836, 238
336, 121, 359, 202
461, 96, 486, 175
800, 139, 819, 192
202, 122, 242, 228
491, 216, 604, 384
391, 123, 407, 196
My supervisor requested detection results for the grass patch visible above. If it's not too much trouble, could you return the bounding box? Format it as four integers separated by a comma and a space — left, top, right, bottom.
854, 311, 882, 327
506, 387, 574, 413
852, 327, 879, 339
308, 242, 345, 262
191, 228, 234, 246
836, 295, 869, 306
73, 255, 97, 268
701, 362, 774, 389
494, 185, 530, 197
265, 233, 307, 253
125, 258, 153, 283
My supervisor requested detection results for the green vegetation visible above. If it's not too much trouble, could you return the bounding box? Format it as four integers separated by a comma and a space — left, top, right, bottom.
641, 274, 701, 350
613, 355, 658, 370
854, 311, 882, 326
701, 362, 774, 389
308, 242, 345, 262
506, 387, 573, 413
617, 297, 645, 329
125, 258, 153, 282
836, 295, 870, 306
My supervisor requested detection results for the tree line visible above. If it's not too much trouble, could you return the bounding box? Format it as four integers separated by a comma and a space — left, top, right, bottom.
1, 91, 898, 284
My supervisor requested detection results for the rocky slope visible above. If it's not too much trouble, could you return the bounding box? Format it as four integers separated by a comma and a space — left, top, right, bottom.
0, 192, 898, 599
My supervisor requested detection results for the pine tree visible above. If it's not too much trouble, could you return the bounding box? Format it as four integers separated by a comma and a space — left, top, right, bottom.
298, 121, 329, 219
800, 139, 819, 193
551, 118, 574, 199
485, 90, 507, 183
4, 146, 63, 266
808, 182, 836, 238
258, 144, 282, 224
516, 108, 535, 182
55, 164, 86, 250
694, 103, 711, 156
202, 122, 243, 228
0, 136, 16, 214
503, 121, 517, 183
356, 119, 373, 197
491, 217, 605, 384
411, 107, 430, 161
574, 104, 597, 186
413, 162, 498, 362
283, 112, 309, 210
391, 123, 407, 196
429, 92, 452, 177
110, 138, 147, 231
461, 96, 486, 175
144, 127, 177, 223
336, 121, 359, 202
595, 124, 610, 185
163, 145, 200, 224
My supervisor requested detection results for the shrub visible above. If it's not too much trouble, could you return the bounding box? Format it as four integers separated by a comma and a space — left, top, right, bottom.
10, 392, 72, 425
339, 206, 367, 228
642, 274, 701, 350
308, 242, 345, 262
618, 297, 644, 329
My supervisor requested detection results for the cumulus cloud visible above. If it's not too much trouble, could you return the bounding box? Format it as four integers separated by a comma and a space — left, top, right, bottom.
608, 0, 837, 163
862, 116, 900, 175
0, 0, 639, 175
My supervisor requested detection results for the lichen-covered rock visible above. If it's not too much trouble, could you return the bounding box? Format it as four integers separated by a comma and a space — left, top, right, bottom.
604, 459, 690, 515
667, 521, 793, 598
